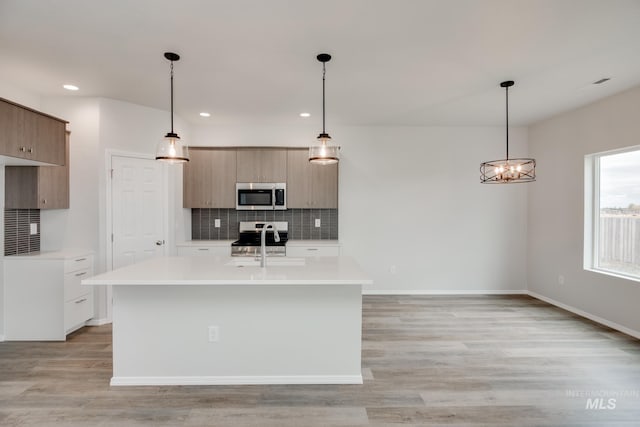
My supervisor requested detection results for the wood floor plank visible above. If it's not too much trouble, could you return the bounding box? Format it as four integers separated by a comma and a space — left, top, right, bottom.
1, 295, 639, 426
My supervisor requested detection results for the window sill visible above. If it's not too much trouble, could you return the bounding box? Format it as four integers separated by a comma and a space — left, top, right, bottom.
584, 267, 640, 284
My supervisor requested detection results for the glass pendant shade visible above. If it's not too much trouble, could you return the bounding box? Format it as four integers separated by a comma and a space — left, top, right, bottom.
309, 134, 339, 165
480, 80, 535, 184
156, 52, 189, 163
309, 53, 339, 165
156, 132, 189, 163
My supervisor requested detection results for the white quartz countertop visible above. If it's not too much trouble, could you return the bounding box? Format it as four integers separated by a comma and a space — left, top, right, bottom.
83, 255, 371, 286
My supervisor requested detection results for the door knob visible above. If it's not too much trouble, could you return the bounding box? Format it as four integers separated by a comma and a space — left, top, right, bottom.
155, 240, 164, 246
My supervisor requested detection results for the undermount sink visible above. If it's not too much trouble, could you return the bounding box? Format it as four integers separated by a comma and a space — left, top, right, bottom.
225, 257, 306, 267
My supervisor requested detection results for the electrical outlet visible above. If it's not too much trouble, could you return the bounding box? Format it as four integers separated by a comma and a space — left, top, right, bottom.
558, 275, 565, 285
30, 223, 38, 235
214, 219, 221, 228
208, 326, 219, 342
389, 265, 397, 274
315, 218, 321, 227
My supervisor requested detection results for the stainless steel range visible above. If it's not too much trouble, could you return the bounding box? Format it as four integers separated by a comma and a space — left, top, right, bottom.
231, 221, 288, 257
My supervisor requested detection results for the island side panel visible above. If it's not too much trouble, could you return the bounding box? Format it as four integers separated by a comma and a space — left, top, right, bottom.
111, 284, 362, 385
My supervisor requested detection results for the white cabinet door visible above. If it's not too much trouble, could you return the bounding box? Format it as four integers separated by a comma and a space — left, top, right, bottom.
4, 252, 94, 341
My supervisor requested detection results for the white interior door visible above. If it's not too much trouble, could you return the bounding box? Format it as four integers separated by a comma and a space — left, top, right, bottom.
111, 156, 166, 269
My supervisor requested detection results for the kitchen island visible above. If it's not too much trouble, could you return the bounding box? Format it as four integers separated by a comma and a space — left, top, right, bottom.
82, 255, 371, 386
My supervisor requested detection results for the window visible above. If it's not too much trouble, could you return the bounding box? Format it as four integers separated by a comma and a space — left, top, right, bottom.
585, 147, 640, 280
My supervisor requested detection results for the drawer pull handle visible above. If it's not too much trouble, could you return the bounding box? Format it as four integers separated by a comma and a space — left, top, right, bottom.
75, 272, 87, 277
75, 298, 87, 304
307, 248, 319, 251
198, 248, 209, 251
75, 258, 87, 262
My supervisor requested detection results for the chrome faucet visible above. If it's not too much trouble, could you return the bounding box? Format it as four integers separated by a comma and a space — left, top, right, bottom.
260, 223, 280, 268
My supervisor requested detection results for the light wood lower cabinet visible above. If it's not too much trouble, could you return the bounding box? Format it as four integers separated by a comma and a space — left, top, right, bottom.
5, 132, 70, 209
287, 148, 338, 208
183, 148, 237, 208
3, 251, 94, 341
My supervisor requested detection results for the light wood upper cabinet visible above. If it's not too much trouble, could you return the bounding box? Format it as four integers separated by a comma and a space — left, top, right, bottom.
236, 148, 287, 182
287, 148, 338, 209
183, 148, 237, 208
0, 98, 66, 165
0, 100, 20, 156
5, 132, 70, 209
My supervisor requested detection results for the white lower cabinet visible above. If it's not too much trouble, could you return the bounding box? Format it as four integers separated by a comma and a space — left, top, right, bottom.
286, 244, 340, 257
4, 251, 94, 341
177, 244, 231, 257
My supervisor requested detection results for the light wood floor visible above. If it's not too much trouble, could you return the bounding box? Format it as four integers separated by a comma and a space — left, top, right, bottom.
1, 295, 640, 426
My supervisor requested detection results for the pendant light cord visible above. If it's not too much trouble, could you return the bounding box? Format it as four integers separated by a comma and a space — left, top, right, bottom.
322, 61, 326, 135
505, 84, 509, 161
170, 60, 175, 134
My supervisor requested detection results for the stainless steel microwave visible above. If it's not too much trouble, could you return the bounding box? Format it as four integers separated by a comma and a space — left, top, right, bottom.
236, 183, 286, 210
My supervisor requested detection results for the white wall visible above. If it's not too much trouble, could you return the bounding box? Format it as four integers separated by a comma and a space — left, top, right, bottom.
340, 126, 529, 293
528, 85, 640, 335
37, 96, 190, 322
194, 124, 530, 293
0, 83, 42, 338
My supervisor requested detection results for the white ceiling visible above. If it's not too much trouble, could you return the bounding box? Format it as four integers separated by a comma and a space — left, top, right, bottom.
1, 0, 640, 127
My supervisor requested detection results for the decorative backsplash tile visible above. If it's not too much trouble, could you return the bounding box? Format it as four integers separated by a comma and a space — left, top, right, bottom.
4, 209, 40, 255
191, 208, 338, 240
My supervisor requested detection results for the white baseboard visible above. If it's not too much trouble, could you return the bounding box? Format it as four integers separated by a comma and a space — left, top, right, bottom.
86, 318, 111, 326
110, 374, 363, 386
527, 291, 640, 340
363, 289, 528, 295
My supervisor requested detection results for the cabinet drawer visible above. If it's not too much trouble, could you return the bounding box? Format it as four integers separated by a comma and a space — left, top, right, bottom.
64, 268, 91, 302
64, 255, 91, 273
64, 293, 93, 332
178, 246, 230, 257
286, 246, 340, 257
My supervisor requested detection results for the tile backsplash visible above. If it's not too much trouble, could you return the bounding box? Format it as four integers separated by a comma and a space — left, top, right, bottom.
191, 208, 338, 240
4, 209, 41, 255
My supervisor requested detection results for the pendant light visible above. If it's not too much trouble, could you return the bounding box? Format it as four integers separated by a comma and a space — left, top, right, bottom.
309, 53, 339, 165
155, 52, 189, 163
480, 81, 535, 183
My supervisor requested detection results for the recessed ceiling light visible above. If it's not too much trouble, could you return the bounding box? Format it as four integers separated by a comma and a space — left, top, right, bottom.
593, 78, 611, 85
199, 112, 211, 117
300, 112, 311, 118
63, 84, 79, 91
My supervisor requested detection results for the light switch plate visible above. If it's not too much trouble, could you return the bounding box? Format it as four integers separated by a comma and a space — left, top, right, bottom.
30, 223, 38, 235
214, 219, 221, 228
315, 218, 321, 228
